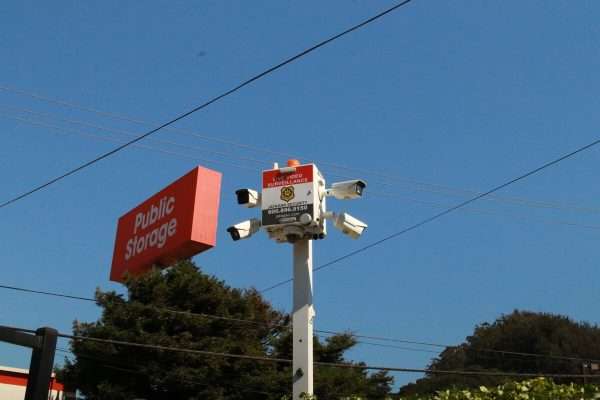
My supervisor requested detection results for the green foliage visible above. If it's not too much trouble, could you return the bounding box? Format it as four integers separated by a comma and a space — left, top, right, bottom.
400, 311, 600, 396
280, 393, 385, 400
61, 260, 392, 399
400, 378, 600, 400
271, 331, 393, 399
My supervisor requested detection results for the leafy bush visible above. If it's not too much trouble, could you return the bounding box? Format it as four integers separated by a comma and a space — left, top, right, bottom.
401, 378, 600, 400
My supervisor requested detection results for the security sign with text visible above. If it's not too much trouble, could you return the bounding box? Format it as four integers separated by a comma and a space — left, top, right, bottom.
110, 166, 221, 283
262, 164, 316, 226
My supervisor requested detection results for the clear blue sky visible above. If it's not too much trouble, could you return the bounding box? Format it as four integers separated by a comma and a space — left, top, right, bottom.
1, 0, 600, 390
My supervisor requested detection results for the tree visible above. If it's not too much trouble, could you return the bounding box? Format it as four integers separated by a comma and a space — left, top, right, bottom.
61, 260, 392, 399
273, 331, 393, 399
399, 310, 600, 397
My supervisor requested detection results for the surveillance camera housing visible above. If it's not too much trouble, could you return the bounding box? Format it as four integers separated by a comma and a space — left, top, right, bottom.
226, 219, 261, 241
260, 163, 328, 243
327, 180, 366, 200
283, 225, 305, 243
235, 189, 261, 208
333, 212, 367, 239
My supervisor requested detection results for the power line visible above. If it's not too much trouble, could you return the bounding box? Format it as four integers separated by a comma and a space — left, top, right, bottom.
5, 109, 600, 234
315, 335, 441, 355
316, 330, 600, 364
0, 108, 390, 182
0, 85, 306, 161
4, 88, 600, 216
259, 136, 600, 293
51, 347, 600, 400
61, 331, 292, 364
53, 329, 600, 379
0, 284, 96, 302
55, 348, 286, 398
0, 281, 439, 357
0, 111, 260, 173
3, 282, 600, 364
0, 284, 435, 356
370, 190, 600, 231
0, 0, 414, 210
0, 105, 269, 168
30, 328, 599, 379
316, 329, 446, 349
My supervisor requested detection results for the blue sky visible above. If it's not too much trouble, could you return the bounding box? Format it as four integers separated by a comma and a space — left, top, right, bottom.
1, 0, 600, 390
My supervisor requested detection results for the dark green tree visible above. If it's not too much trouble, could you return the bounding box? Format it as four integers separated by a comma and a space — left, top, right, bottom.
272, 331, 393, 399
61, 260, 392, 399
399, 310, 600, 397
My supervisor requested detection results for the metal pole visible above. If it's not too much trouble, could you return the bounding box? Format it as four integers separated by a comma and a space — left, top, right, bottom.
292, 239, 314, 399
582, 363, 589, 385
25, 327, 57, 400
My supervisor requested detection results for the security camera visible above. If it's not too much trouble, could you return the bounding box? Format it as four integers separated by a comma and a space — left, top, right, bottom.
326, 180, 366, 200
235, 189, 261, 208
333, 212, 367, 239
226, 219, 261, 241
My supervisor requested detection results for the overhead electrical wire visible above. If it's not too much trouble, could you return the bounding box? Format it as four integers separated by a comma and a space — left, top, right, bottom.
2, 282, 600, 364
0, 108, 373, 179
3, 88, 600, 216
0, 84, 306, 161
0, 283, 96, 302
0, 112, 260, 173
317, 335, 442, 354
64, 334, 436, 359
55, 348, 286, 398
0, 105, 269, 168
3, 109, 600, 234
50, 347, 578, 400
259, 135, 600, 293
371, 190, 600, 231
3, 283, 438, 356
0, 0, 415, 210
4, 326, 595, 380
47, 357, 600, 400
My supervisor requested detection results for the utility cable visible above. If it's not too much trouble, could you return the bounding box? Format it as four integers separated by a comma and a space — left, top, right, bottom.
0, 284, 96, 302
26, 328, 597, 379
2, 283, 600, 364
3, 85, 600, 215
314, 334, 441, 354
51, 349, 600, 400
55, 348, 284, 398
3, 285, 435, 356
316, 329, 600, 364
0, 112, 259, 173
0, 106, 268, 168
61, 331, 292, 364
370, 190, 600, 231
259, 136, 600, 293
4, 110, 600, 233
0, 0, 414, 209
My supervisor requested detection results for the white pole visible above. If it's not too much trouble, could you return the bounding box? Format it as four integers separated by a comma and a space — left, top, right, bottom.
292, 239, 314, 399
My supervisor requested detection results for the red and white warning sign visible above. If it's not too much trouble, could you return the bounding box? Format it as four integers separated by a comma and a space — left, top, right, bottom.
261, 164, 318, 227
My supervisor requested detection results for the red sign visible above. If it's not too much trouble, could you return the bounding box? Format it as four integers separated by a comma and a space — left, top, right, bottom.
261, 164, 317, 227
262, 164, 313, 189
110, 166, 221, 283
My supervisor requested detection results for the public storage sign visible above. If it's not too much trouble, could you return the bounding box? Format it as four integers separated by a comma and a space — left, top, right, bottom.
110, 166, 221, 283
